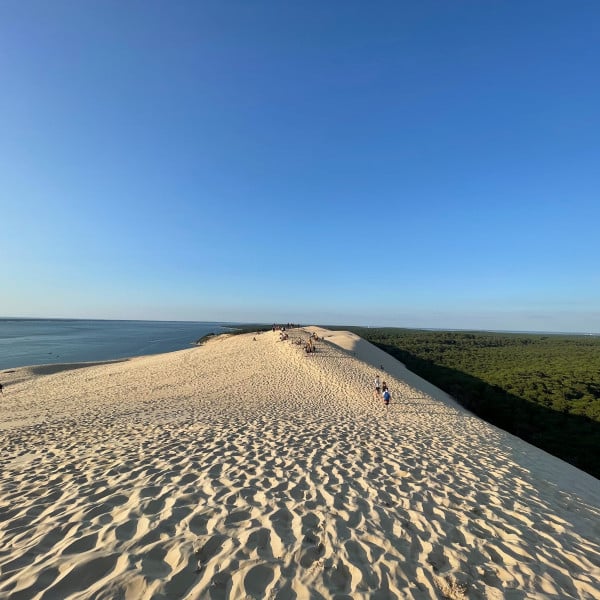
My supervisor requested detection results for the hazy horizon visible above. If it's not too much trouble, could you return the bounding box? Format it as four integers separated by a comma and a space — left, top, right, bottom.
1, 314, 598, 336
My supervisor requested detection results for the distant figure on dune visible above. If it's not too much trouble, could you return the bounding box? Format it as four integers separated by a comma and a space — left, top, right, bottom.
382, 387, 391, 408
374, 375, 381, 399
0, 383, 3, 393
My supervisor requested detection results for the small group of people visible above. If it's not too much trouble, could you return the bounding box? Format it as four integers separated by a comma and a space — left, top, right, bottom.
272, 323, 299, 332
304, 331, 321, 354
304, 337, 316, 354
284, 330, 319, 354
374, 374, 391, 407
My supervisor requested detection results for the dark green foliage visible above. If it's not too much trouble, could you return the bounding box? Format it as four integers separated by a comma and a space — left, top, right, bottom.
227, 324, 272, 335
340, 327, 600, 479
197, 324, 271, 343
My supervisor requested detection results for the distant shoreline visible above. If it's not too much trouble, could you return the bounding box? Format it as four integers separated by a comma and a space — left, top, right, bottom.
0, 319, 234, 371
1, 316, 597, 336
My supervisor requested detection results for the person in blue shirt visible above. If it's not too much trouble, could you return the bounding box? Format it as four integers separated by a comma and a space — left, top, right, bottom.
382, 385, 391, 407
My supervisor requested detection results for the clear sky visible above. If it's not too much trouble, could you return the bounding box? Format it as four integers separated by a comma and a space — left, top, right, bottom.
1, 1, 599, 332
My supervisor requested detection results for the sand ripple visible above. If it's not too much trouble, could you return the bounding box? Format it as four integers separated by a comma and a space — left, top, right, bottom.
1, 329, 599, 599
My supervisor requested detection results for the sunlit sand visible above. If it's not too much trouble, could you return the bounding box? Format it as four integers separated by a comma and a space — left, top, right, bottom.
1, 328, 599, 599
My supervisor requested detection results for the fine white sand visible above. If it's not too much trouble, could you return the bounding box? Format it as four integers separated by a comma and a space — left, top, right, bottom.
0, 328, 599, 599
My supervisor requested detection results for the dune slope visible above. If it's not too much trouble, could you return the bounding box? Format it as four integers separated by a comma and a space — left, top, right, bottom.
0, 328, 599, 599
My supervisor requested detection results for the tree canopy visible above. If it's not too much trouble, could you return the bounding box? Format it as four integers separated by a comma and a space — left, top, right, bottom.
341, 328, 600, 480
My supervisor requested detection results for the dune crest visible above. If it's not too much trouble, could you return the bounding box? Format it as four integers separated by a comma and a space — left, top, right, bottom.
1, 328, 599, 599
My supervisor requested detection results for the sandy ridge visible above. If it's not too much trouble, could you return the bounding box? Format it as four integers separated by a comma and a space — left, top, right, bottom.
0, 328, 599, 599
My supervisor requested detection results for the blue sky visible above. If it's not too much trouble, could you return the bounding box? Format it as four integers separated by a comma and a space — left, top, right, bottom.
1, 1, 599, 331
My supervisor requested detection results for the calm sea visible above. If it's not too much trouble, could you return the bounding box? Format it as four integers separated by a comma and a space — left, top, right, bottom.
0, 319, 232, 371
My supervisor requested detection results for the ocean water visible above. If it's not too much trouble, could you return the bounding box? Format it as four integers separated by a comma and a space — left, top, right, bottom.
0, 319, 232, 371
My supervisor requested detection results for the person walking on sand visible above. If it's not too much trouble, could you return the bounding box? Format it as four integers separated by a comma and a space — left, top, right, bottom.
382, 387, 391, 408
374, 375, 381, 399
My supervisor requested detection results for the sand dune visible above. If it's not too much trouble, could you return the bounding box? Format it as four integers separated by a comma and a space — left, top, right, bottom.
0, 328, 599, 599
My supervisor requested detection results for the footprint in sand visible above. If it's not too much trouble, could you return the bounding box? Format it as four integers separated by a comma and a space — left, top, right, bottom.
243, 564, 275, 597
300, 512, 326, 569
247, 527, 274, 559
301, 538, 325, 569
61, 532, 99, 555
344, 539, 378, 588
426, 544, 451, 574
270, 507, 294, 545
323, 558, 352, 592
224, 509, 251, 525
195, 534, 228, 568
208, 570, 232, 600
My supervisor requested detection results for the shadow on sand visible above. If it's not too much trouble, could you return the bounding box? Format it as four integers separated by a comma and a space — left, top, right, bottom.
376, 343, 600, 480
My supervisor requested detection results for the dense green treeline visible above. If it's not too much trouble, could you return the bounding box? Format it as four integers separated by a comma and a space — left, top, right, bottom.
343, 328, 600, 479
